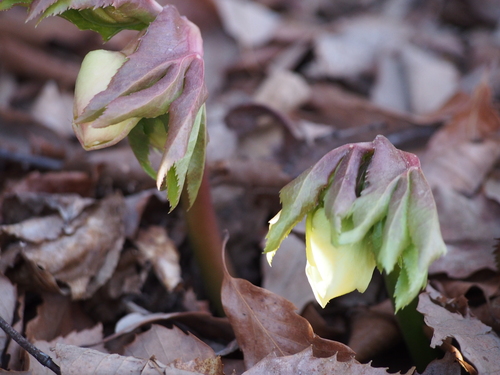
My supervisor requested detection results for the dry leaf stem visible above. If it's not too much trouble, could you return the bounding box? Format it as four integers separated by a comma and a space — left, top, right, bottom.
0, 315, 61, 375
384, 269, 438, 372
182, 171, 234, 316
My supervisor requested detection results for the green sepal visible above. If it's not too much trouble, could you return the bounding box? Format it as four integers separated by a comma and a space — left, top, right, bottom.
128, 118, 160, 181
264, 144, 354, 255
163, 104, 206, 210
60, 8, 146, 41
184, 106, 207, 208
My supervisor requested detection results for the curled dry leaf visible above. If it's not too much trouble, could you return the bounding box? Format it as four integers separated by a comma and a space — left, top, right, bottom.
417, 286, 500, 374
221, 260, 355, 369
1, 193, 125, 299
134, 226, 182, 292
241, 347, 412, 375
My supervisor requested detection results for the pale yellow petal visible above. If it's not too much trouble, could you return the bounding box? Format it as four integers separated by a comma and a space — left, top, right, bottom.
305, 207, 376, 307
265, 211, 282, 265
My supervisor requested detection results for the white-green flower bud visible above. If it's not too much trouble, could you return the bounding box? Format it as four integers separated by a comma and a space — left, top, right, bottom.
73, 50, 140, 150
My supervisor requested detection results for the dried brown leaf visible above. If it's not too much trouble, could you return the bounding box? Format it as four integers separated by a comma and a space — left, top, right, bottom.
101, 311, 233, 352
214, 0, 280, 47
135, 226, 181, 292
3, 193, 125, 299
261, 235, 314, 313
221, 264, 355, 369
418, 352, 461, 375
418, 287, 500, 374
242, 347, 410, 375
348, 300, 401, 363
4, 171, 94, 197
124, 325, 215, 364
422, 81, 500, 194
26, 294, 95, 342
55, 344, 205, 375
172, 358, 223, 375
28, 324, 104, 375
0, 275, 16, 354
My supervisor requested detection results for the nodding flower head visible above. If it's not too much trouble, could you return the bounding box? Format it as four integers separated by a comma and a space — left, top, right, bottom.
265, 136, 446, 311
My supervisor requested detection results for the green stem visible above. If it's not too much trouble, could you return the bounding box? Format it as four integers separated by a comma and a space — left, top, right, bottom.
384, 269, 438, 372
182, 170, 233, 316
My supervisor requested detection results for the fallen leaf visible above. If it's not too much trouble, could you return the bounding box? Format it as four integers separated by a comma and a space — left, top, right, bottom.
261, 234, 314, 313
104, 311, 233, 349
348, 300, 401, 363
305, 16, 409, 79
3, 193, 125, 299
3, 171, 95, 197
253, 69, 311, 114
209, 158, 291, 188
1, 192, 94, 224
26, 293, 95, 342
125, 325, 223, 375
241, 347, 410, 375
135, 226, 182, 292
0, 275, 16, 354
214, 0, 280, 47
429, 241, 497, 279
418, 352, 461, 375
30, 80, 74, 138
123, 189, 166, 239
28, 324, 104, 375
221, 261, 355, 369
400, 44, 458, 114
55, 344, 205, 375
417, 286, 500, 374
422, 81, 500, 194
124, 325, 216, 363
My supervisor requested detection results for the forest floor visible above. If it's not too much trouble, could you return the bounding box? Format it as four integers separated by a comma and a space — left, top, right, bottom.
1, 0, 500, 374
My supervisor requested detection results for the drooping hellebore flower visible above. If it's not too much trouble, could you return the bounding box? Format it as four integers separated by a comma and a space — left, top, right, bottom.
265, 136, 446, 310
71, 5, 208, 209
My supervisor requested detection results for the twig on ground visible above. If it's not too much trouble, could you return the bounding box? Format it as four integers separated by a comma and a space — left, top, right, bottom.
0, 315, 61, 375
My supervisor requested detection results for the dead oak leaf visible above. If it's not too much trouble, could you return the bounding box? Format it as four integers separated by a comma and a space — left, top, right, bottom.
242, 347, 412, 375
221, 263, 355, 369
417, 287, 500, 374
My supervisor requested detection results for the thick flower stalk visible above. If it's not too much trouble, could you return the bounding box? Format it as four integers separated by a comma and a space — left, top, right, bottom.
265, 136, 446, 311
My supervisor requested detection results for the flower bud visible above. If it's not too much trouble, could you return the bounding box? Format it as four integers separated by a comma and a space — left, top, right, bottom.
265, 136, 446, 310
69, 6, 208, 210
73, 49, 140, 150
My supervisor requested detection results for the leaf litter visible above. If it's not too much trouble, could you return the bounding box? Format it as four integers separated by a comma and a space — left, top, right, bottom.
2, 0, 500, 374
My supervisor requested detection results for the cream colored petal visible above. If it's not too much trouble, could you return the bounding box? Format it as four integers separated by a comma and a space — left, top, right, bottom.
74, 50, 127, 117
74, 117, 141, 150
265, 211, 282, 265
305, 207, 375, 307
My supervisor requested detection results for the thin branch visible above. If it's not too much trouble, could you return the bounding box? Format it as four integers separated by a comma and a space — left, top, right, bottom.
0, 315, 61, 375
